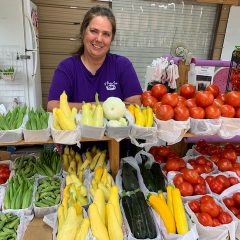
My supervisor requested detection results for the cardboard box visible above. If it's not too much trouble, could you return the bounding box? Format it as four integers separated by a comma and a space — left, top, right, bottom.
23, 218, 52, 240
0, 151, 11, 161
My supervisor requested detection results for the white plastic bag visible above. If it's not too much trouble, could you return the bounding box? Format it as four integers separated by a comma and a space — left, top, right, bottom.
190, 118, 222, 135
155, 118, 190, 144
218, 117, 240, 139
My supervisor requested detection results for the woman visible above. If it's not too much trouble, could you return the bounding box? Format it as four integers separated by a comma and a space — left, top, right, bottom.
47, 6, 143, 111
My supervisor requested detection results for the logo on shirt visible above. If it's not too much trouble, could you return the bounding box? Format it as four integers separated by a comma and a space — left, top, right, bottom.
104, 81, 118, 91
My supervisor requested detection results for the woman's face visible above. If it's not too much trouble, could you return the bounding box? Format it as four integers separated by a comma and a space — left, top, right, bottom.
83, 16, 113, 60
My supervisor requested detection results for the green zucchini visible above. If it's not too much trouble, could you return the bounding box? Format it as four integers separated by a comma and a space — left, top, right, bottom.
151, 162, 166, 192
135, 191, 157, 239
122, 163, 139, 191
121, 195, 133, 231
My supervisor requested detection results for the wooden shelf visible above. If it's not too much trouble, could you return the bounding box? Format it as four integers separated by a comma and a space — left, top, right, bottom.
0, 136, 120, 178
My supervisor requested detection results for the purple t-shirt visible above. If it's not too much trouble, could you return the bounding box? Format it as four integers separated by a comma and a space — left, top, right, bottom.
48, 53, 143, 102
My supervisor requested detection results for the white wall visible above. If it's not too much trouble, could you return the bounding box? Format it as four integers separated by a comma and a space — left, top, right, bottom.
221, 6, 240, 60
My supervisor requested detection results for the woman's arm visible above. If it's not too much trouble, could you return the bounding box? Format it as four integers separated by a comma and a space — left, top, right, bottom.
47, 100, 83, 112
124, 95, 141, 106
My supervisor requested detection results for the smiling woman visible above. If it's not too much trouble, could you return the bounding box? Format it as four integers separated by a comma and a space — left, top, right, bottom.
47, 6, 142, 112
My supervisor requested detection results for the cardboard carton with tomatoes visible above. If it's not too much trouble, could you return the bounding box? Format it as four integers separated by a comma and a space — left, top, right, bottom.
186, 195, 237, 240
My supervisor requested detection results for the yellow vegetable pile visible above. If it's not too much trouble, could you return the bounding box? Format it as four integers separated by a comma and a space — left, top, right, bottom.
147, 185, 189, 235
90, 167, 113, 202
128, 104, 153, 127
89, 185, 123, 240
81, 93, 104, 127
53, 91, 77, 130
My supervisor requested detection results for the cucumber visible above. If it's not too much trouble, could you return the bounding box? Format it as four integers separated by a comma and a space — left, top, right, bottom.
130, 192, 147, 239
135, 191, 157, 239
122, 163, 139, 191
151, 162, 166, 192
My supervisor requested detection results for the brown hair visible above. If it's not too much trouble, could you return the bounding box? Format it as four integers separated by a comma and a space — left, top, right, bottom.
73, 6, 116, 56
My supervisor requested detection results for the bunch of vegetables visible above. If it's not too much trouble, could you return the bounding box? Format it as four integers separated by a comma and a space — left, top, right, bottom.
206, 174, 239, 194
0, 105, 27, 130
187, 155, 214, 174
188, 195, 233, 227
128, 104, 153, 127
147, 186, 189, 235
223, 191, 240, 219
35, 177, 61, 207
173, 169, 207, 196
0, 164, 10, 184
25, 107, 49, 130
0, 213, 20, 240
88, 185, 124, 240
141, 83, 240, 121
81, 93, 104, 127
53, 91, 77, 130
4, 174, 34, 209
14, 155, 37, 178
36, 149, 61, 177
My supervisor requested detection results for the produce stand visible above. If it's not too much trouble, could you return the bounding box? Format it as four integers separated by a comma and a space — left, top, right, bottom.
0, 136, 120, 178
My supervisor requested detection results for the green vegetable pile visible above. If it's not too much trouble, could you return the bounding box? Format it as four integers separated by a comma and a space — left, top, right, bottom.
0, 105, 27, 130
25, 107, 49, 130
14, 155, 37, 178
35, 177, 61, 207
35, 149, 62, 177
0, 213, 20, 239
4, 174, 34, 209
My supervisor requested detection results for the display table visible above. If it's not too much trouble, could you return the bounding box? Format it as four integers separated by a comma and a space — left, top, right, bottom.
0, 136, 120, 178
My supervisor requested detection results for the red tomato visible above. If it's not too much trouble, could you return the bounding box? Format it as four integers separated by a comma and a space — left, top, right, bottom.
141, 90, 152, 100
200, 201, 220, 218
223, 197, 235, 208
229, 206, 239, 216
195, 156, 207, 165
152, 102, 162, 113
161, 93, 179, 107
155, 104, 174, 121
229, 177, 239, 186
198, 212, 213, 226
195, 91, 214, 108
182, 169, 200, 185
189, 107, 205, 119
224, 143, 236, 150
189, 200, 200, 213
221, 149, 237, 163
205, 104, 221, 119
151, 84, 167, 100
197, 176, 206, 185
213, 98, 224, 108
200, 195, 215, 204
206, 84, 220, 98
212, 218, 221, 227
203, 165, 212, 173
205, 176, 214, 185
210, 154, 220, 163
178, 181, 194, 196
194, 184, 207, 195
225, 91, 240, 107
165, 158, 181, 171
235, 107, 240, 118
154, 155, 165, 163
221, 104, 236, 118
233, 192, 240, 205
215, 175, 230, 189
218, 212, 232, 224
173, 174, 184, 187
193, 165, 204, 175
209, 179, 224, 194
196, 139, 208, 148
180, 84, 196, 99
174, 106, 190, 121
216, 93, 226, 103
217, 158, 233, 171
205, 160, 213, 168
177, 96, 187, 107
157, 146, 171, 157
149, 146, 159, 156
185, 98, 197, 108
237, 214, 240, 220
141, 96, 158, 108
